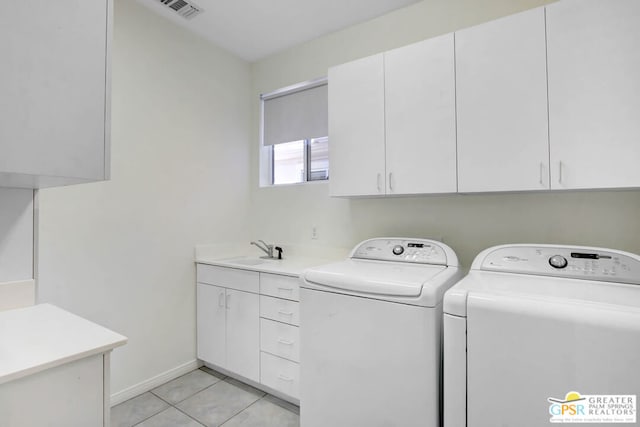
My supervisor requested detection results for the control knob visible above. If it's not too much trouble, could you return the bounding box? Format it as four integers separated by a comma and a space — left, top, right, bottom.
392, 245, 404, 256
549, 255, 568, 269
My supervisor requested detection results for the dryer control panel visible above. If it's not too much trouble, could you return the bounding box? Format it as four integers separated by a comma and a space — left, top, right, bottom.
351, 238, 449, 265
479, 245, 640, 285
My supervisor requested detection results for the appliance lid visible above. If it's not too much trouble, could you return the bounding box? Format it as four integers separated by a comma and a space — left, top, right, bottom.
302, 259, 448, 297
444, 269, 640, 317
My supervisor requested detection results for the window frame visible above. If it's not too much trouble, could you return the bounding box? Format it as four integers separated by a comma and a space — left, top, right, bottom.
260, 77, 328, 187
269, 137, 329, 185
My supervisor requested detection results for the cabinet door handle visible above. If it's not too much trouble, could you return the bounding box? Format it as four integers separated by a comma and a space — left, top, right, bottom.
377, 173, 382, 192
389, 172, 394, 192
558, 161, 564, 184
218, 292, 225, 308
278, 338, 294, 345
277, 310, 294, 316
278, 374, 294, 382
539, 162, 544, 187
225, 293, 231, 310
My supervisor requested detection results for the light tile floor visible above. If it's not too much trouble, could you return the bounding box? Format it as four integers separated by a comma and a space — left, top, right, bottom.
111, 367, 299, 427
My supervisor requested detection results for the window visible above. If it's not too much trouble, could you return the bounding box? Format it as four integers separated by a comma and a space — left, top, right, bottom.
261, 78, 328, 186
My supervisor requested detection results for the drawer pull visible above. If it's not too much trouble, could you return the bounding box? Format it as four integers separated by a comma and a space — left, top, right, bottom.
277, 287, 293, 293
278, 374, 294, 382
278, 338, 294, 346
277, 310, 294, 316
218, 292, 225, 308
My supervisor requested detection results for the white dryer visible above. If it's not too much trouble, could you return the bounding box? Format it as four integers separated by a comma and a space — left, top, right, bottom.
444, 244, 640, 427
300, 238, 461, 427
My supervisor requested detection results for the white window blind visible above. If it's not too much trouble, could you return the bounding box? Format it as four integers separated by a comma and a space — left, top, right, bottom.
262, 82, 328, 146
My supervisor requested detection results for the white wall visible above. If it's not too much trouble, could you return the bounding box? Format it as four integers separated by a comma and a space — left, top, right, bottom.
0, 189, 33, 282
249, 0, 640, 268
37, 0, 251, 397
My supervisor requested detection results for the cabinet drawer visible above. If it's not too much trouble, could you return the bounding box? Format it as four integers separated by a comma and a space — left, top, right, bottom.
260, 318, 299, 362
197, 264, 259, 293
260, 273, 299, 301
260, 352, 300, 399
260, 295, 300, 326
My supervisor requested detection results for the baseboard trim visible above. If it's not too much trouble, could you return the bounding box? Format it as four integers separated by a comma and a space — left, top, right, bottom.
110, 359, 203, 406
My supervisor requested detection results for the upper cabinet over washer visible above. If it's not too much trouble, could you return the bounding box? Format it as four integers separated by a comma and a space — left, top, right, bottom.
329, 54, 386, 197
329, 35, 457, 197
0, 0, 112, 189
385, 34, 457, 196
328, 0, 640, 197
546, 0, 640, 190
456, 7, 549, 193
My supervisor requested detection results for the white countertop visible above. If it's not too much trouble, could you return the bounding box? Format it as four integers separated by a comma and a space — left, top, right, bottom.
0, 304, 127, 385
195, 254, 338, 276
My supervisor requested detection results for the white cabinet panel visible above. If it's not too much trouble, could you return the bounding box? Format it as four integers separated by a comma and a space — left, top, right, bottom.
329, 54, 386, 197
456, 7, 549, 192
547, 0, 640, 190
226, 289, 260, 383
196, 283, 226, 368
259, 273, 299, 301
260, 318, 300, 362
385, 34, 457, 195
0, 354, 104, 427
197, 264, 259, 293
0, 0, 111, 187
260, 295, 300, 326
260, 352, 300, 400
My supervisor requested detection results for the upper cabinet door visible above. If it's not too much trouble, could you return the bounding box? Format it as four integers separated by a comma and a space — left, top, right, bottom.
0, 0, 110, 188
329, 54, 386, 197
547, 0, 640, 190
384, 34, 457, 195
456, 7, 550, 193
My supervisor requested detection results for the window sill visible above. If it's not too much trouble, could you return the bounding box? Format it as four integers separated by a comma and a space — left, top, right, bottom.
258, 180, 329, 189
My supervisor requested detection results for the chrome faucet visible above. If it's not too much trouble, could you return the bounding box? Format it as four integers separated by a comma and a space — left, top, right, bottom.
250, 240, 283, 260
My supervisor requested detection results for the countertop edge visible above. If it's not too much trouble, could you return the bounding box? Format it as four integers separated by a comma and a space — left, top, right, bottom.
0, 304, 128, 386
0, 338, 127, 386
195, 256, 339, 277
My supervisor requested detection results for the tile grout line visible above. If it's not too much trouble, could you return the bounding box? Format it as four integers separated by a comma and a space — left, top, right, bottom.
117, 367, 299, 427
218, 396, 266, 427
129, 398, 170, 427
171, 404, 208, 427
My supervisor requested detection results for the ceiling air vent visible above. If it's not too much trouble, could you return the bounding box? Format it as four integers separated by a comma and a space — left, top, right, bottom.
157, 0, 204, 20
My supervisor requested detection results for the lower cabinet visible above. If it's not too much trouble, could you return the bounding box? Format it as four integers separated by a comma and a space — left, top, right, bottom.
259, 274, 301, 400
0, 354, 108, 427
196, 282, 260, 383
260, 352, 300, 400
196, 265, 301, 401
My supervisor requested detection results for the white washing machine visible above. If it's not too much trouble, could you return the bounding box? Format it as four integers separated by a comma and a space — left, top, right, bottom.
300, 238, 462, 427
444, 244, 640, 427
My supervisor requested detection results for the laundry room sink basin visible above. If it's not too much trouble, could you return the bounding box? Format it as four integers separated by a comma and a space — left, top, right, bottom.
220, 256, 276, 266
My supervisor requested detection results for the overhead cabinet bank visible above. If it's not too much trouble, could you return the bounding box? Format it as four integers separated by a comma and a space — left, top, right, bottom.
0, 0, 112, 189
329, 0, 640, 197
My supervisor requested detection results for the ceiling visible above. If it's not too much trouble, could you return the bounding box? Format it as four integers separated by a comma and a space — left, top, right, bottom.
135, 0, 421, 62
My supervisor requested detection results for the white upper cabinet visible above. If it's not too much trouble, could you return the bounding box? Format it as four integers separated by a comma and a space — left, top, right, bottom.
546, 0, 640, 190
329, 54, 386, 197
0, 0, 111, 189
329, 37, 457, 197
384, 34, 457, 195
456, 7, 550, 193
